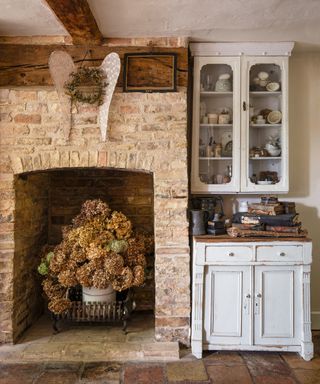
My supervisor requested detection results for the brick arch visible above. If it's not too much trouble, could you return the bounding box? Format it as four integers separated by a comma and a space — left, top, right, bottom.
10, 150, 156, 175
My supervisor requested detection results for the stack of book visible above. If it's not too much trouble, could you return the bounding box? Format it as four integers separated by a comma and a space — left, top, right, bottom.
228, 199, 307, 238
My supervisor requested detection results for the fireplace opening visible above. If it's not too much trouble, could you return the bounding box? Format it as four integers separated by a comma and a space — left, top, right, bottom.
13, 167, 154, 342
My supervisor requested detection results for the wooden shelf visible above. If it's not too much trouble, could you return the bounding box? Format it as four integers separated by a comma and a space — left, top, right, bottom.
250, 91, 282, 97
200, 124, 232, 128
200, 91, 233, 98
200, 157, 232, 160
250, 124, 281, 128
249, 157, 281, 160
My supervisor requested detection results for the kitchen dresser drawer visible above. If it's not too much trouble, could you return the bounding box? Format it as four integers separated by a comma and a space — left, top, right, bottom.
205, 245, 253, 262
256, 245, 303, 262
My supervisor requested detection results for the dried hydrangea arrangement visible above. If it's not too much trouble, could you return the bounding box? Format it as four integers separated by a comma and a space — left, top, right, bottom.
39, 199, 153, 314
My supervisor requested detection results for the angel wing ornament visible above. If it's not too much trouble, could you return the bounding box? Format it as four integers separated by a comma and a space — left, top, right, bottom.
99, 53, 121, 141
48, 51, 75, 139
49, 51, 120, 142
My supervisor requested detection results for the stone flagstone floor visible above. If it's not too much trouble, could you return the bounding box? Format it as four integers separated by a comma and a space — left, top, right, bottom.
0, 312, 179, 363
0, 314, 319, 383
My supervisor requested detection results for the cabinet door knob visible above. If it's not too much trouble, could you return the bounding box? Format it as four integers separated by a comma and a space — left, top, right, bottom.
243, 101, 247, 111
246, 294, 251, 298
280, 252, 286, 257
228, 252, 235, 257
257, 293, 262, 298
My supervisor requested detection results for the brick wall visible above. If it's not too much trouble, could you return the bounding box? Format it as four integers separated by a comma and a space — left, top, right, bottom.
13, 173, 49, 341
49, 169, 154, 243
0, 87, 190, 344
49, 168, 155, 310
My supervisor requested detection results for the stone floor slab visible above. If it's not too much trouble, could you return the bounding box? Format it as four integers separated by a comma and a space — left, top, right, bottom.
123, 363, 165, 384
206, 364, 253, 384
292, 369, 320, 384
81, 362, 121, 384
203, 351, 245, 366
0, 363, 43, 384
242, 352, 291, 377
166, 360, 209, 382
33, 370, 80, 384
282, 353, 320, 370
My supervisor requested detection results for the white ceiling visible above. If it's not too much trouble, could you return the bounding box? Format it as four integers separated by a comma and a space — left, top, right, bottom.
0, 0, 66, 36
1, 0, 320, 50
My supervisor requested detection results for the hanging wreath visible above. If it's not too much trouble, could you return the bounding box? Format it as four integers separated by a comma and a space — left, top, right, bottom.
64, 67, 108, 106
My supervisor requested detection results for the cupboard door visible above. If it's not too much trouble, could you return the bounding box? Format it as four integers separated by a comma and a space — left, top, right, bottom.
204, 265, 251, 345
191, 56, 241, 193
240, 56, 289, 193
254, 266, 301, 345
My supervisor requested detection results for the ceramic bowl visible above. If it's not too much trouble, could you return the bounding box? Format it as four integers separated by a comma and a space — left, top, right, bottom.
258, 71, 269, 81
265, 145, 281, 157
266, 82, 280, 92
219, 73, 231, 80
267, 110, 282, 124
257, 180, 273, 185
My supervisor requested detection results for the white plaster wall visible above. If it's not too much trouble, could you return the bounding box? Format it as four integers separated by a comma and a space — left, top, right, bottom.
221, 52, 320, 328
288, 52, 320, 328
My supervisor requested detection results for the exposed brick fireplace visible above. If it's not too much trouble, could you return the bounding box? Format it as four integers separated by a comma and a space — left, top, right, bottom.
0, 86, 190, 345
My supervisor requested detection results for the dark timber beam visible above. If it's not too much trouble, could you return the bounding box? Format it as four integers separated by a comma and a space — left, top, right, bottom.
45, 0, 103, 45
0, 45, 188, 87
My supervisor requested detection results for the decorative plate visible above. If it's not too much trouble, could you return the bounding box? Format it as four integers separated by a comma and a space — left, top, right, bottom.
267, 110, 282, 124
266, 82, 280, 92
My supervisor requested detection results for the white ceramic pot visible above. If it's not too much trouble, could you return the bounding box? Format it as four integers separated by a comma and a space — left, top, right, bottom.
82, 285, 116, 303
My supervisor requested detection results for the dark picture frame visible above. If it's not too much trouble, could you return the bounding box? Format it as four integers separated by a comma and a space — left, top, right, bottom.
123, 52, 177, 92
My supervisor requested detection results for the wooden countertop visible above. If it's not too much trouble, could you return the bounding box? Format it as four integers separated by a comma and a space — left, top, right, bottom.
193, 235, 312, 243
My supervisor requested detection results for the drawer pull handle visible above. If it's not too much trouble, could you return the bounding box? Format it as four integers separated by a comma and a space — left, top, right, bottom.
228, 252, 235, 257
280, 252, 286, 257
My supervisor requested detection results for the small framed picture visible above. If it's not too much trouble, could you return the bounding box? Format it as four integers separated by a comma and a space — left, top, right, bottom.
123, 52, 177, 92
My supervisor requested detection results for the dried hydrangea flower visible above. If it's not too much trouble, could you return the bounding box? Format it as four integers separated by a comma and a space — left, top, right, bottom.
48, 298, 72, 314
132, 265, 145, 286
73, 199, 111, 227
92, 269, 110, 289
42, 278, 66, 300
112, 267, 133, 291
58, 269, 78, 287
104, 253, 124, 275
76, 263, 94, 287
70, 244, 87, 263
107, 211, 132, 239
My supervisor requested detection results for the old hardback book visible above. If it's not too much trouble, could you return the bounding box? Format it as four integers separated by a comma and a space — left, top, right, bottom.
265, 225, 301, 233
248, 203, 284, 216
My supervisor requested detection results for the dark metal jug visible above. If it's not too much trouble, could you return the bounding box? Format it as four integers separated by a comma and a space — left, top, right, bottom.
189, 209, 209, 235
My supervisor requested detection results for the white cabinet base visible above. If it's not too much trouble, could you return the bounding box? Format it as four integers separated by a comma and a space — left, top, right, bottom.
191, 237, 313, 361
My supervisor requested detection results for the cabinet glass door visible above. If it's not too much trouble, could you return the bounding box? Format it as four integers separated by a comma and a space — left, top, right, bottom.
241, 57, 289, 192
192, 57, 240, 193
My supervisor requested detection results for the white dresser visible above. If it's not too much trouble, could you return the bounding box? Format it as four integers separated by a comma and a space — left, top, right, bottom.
191, 236, 313, 361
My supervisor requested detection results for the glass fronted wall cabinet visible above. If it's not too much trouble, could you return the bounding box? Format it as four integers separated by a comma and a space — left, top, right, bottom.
190, 43, 294, 194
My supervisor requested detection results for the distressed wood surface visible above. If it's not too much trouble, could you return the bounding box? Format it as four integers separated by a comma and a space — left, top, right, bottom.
194, 235, 311, 242
45, 0, 102, 45
0, 45, 188, 87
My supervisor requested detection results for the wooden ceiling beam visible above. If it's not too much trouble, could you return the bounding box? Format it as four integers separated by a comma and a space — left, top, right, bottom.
45, 0, 103, 45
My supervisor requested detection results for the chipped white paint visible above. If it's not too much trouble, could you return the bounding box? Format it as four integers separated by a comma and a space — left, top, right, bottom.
99, 52, 120, 141
192, 239, 314, 360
